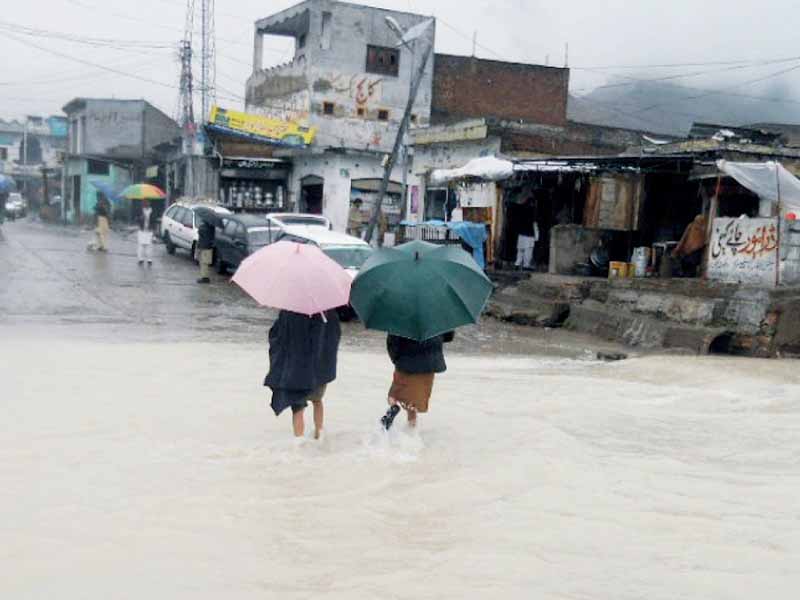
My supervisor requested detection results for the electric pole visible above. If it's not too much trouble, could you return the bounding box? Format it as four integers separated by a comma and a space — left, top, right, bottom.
200, 0, 216, 123
364, 34, 433, 244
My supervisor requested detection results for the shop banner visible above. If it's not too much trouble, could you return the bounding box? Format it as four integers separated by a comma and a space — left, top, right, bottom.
208, 106, 317, 147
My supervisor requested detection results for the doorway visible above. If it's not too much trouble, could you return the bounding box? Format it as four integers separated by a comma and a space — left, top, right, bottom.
300, 175, 324, 214
71, 175, 81, 223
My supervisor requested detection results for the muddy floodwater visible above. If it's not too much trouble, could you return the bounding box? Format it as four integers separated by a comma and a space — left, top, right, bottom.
3, 334, 800, 600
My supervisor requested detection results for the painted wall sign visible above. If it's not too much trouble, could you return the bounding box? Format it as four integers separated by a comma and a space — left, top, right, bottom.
708, 217, 779, 286
209, 106, 317, 147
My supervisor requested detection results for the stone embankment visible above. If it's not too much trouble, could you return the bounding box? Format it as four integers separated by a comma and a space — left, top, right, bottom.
487, 273, 800, 357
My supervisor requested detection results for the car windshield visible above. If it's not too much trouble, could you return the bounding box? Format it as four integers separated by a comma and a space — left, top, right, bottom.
322, 245, 372, 269
277, 216, 328, 227
247, 227, 273, 246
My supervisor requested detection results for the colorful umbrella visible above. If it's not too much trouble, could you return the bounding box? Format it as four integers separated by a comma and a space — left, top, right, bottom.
232, 241, 352, 316
0, 174, 16, 193
350, 240, 493, 341
120, 183, 166, 200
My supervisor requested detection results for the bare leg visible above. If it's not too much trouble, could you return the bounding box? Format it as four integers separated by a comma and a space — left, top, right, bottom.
407, 408, 418, 428
312, 401, 324, 439
292, 408, 305, 438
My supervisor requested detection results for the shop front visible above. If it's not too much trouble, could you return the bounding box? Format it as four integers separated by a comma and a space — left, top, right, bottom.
217, 157, 290, 214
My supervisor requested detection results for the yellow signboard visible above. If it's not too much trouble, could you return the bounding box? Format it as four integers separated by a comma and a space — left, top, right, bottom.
209, 106, 317, 147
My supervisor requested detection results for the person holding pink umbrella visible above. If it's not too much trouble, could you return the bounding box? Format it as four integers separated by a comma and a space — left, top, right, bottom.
232, 241, 352, 440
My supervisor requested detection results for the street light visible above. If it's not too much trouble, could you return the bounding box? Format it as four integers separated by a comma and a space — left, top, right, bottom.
363, 18, 434, 244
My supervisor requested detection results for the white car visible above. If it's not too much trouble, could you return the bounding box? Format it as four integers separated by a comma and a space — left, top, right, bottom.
160, 203, 231, 258
5, 192, 27, 220
278, 226, 372, 279
266, 213, 332, 232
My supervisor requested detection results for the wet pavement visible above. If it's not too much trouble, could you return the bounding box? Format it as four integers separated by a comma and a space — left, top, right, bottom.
0, 218, 627, 357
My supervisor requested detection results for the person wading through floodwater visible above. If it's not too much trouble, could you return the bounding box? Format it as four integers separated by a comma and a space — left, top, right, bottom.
264, 309, 341, 441
381, 331, 454, 430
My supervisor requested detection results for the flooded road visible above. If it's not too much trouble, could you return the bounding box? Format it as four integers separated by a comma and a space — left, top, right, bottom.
2, 221, 800, 599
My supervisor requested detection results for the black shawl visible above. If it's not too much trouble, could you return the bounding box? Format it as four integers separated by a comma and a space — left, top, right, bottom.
264, 310, 341, 416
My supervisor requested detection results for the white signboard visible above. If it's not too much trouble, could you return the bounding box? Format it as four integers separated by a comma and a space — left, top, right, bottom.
708, 217, 779, 286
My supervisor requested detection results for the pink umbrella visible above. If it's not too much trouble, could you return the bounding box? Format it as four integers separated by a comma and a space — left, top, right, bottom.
232, 241, 352, 316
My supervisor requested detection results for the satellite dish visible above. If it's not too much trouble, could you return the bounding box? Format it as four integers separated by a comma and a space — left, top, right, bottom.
385, 17, 405, 40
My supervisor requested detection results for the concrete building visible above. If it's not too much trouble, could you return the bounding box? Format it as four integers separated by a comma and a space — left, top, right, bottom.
245, 0, 435, 232
0, 116, 68, 209
62, 98, 180, 224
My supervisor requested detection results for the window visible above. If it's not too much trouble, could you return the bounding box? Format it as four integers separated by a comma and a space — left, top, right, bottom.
182, 210, 195, 228
378, 109, 390, 121
0, 148, 7, 161
323, 102, 335, 116
410, 114, 418, 125
235, 224, 247, 242
165, 205, 179, 219
320, 12, 332, 50
87, 159, 110, 176
298, 34, 307, 49
366, 45, 399, 77
224, 220, 238, 237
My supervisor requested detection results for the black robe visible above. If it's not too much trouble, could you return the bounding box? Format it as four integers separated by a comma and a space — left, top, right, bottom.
386, 332, 454, 375
264, 310, 341, 416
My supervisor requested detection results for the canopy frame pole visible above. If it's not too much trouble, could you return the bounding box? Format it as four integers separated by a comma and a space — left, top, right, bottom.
776, 162, 783, 287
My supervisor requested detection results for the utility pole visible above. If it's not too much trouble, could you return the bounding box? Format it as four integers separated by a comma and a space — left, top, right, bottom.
200, 0, 216, 123
364, 24, 433, 244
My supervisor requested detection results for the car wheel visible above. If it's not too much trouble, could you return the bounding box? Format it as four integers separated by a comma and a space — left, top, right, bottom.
164, 232, 176, 255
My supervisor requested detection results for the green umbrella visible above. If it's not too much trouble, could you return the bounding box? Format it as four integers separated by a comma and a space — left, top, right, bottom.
351, 240, 493, 341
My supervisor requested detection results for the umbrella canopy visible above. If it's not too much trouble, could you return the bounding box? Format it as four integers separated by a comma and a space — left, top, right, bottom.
194, 206, 226, 229
0, 174, 16, 193
120, 183, 166, 200
232, 241, 352, 316
350, 240, 493, 341
90, 180, 124, 204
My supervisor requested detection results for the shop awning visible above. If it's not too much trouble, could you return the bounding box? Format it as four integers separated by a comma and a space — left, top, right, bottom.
717, 160, 800, 214
430, 156, 514, 185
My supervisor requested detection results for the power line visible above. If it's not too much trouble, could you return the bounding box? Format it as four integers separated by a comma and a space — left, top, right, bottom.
634, 62, 800, 115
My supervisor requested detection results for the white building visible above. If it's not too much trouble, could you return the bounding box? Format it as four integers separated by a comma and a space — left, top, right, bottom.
245, 0, 435, 232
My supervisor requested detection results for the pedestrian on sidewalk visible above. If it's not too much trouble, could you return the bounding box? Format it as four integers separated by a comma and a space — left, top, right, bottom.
94, 195, 111, 252
196, 215, 215, 284
136, 200, 155, 267
264, 309, 341, 441
381, 331, 454, 431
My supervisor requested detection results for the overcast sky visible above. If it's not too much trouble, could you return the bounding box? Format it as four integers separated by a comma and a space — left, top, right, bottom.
1, 0, 799, 123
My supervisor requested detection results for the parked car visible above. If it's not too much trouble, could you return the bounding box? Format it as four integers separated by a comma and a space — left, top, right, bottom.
277, 227, 373, 279
266, 213, 332, 231
160, 203, 231, 259
214, 214, 281, 274
4, 193, 27, 220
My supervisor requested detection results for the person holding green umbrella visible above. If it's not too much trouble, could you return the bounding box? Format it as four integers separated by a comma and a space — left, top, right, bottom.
350, 240, 493, 430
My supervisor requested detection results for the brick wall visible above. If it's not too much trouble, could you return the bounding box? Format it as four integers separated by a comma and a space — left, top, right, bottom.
432, 54, 569, 126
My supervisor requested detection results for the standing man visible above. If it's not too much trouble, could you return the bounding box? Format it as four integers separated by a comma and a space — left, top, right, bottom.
196, 214, 215, 284
137, 200, 155, 267
515, 195, 539, 270
348, 198, 364, 238
94, 194, 111, 252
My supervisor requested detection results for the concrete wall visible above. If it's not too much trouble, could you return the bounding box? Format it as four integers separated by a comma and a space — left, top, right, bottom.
247, 0, 434, 153
63, 157, 132, 222
431, 55, 569, 126
707, 217, 779, 287
549, 225, 603, 275
289, 151, 406, 232
143, 105, 182, 158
